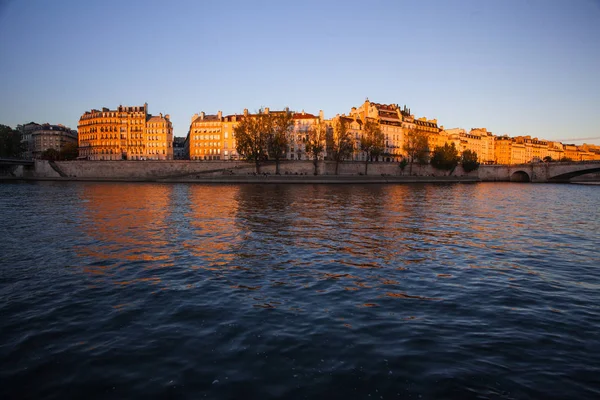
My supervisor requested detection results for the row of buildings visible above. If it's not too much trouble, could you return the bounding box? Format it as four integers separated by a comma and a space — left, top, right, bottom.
182, 100, 600, 164
12, 101, 600, 164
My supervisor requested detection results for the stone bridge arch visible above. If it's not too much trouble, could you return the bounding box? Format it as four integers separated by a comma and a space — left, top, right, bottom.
549, 166, 600, 182
510, 170, 530, 182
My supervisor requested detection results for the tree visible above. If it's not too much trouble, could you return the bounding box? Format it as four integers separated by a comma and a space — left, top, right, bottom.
0, 124, 24, 158
403, 128, 430, 175
305, 120, 327, 175
329, 117, 354, 175
60, 142, 79, 160
234, 110, 270, 173
267, 110, 294, 175
461, 149, 480, 172
543, 155, 553, 162
430, 142, 460, 171
41, 148, 60, 161
359, 119, 385, 175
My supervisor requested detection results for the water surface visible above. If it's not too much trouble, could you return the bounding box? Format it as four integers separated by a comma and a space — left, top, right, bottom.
1, 182, 599, 399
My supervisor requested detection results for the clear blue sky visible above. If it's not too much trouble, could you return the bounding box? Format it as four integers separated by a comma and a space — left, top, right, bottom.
1, 0, 599, 144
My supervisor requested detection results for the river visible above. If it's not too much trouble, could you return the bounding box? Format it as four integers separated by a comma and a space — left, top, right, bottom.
1, 181, 599, 399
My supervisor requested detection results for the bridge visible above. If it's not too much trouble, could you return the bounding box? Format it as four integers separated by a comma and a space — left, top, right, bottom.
479, 161, 600, 183
0, 158, 35, 178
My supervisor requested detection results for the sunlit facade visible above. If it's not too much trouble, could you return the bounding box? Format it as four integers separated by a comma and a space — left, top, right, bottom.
78, 104, 173, 160
347, 100, 440, 162
183, 99, 599, 165
187, 108, 327, 161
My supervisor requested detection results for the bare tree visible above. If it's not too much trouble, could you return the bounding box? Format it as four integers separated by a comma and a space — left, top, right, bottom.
234, 110, 270, 173
402, 128, 430, 175
360, 119, 385, 175
329, 117, 354, 175
267, 110, 294, 175
305, 120, 327, 175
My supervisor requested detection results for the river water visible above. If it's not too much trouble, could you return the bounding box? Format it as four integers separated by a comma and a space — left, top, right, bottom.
1, 181, 599, 399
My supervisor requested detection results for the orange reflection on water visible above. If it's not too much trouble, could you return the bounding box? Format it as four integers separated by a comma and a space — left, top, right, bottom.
74, 183, 175, 284
184, 185, 242, 268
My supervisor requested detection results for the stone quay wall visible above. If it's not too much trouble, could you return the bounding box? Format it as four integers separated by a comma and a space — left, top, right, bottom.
28, 160, 479, 181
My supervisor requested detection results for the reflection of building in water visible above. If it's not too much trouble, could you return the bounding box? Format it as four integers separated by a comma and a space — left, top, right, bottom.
186, 185, 241, 265
77, 184, 173, 266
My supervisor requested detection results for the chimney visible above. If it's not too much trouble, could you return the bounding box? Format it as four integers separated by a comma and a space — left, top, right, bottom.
265, 107, 270, 114
319, 110, 324, 120
302, 109, 305, 115
217, 110, 222, 119
285, 107, 289, 113
200, 111, 205, 120
243, 108, 248, 116
160, 112, 163, 118
191, 113, 198, 124
165, 114, 170, 120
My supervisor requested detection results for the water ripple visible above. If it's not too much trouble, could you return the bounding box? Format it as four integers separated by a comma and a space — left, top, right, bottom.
0, 182, 599, 399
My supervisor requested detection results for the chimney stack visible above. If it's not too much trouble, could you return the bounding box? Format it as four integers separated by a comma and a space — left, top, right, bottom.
200, 111, 205, 120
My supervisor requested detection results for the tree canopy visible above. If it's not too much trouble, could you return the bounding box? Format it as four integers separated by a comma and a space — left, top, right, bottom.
0, 124, 24, 158
430, 142, 460, 171
234, 110, 270, 173
267, 111, 294, 174
461, 149, 480, 172
60, 142, 79, 160
359, 119, 384, 175
305, 120, 327, 175
329, 118, 354, 175
403, 128, 429, 174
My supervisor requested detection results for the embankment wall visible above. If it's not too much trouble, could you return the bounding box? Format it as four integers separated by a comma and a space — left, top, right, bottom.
36, 160, 478, 181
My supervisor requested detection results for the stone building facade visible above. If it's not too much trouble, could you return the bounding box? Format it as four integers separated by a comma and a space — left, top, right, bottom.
18, 122, 78, 159
187, 108, 327, 161
78, 104, 173, 160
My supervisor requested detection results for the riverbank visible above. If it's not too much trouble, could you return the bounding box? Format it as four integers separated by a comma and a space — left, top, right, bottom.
2, 159, 598, 183
0, 174, 481, 184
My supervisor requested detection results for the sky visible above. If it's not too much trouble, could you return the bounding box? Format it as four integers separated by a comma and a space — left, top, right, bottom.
0, 0, 599, 144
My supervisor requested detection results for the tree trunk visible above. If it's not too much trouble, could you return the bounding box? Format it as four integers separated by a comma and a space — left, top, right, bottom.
275, 159, 280, 175
409, 159, 413, 175
335, 160, 340, 175
313, 158, 318, 175
364, 159, 369, 175
255, 160, 261, 174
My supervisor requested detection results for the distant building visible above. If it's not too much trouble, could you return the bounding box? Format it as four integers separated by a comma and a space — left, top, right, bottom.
17, 122, 78, 159
77, 103, 173, 160
173, 137, 187, 159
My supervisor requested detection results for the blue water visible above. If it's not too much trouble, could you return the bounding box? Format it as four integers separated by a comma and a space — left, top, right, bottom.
1, 181, 599, 399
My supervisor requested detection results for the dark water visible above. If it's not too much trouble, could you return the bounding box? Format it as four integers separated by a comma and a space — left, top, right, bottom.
1, 182, 599, 399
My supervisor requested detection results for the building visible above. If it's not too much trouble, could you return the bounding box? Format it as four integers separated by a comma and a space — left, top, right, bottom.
173, 137, 187, 160
348, 100, 440, 162
187, 108, 326, 161
441, 127, 495, 164
289, 110, 324, 160
77, 104, 173, 160
18, 122, 78, 159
